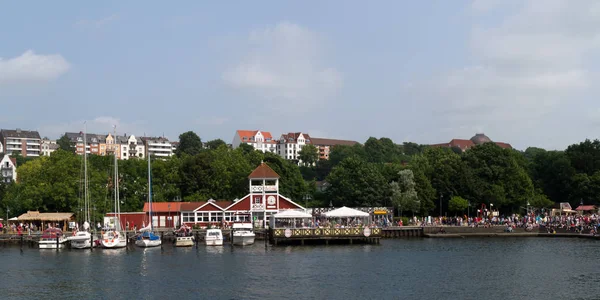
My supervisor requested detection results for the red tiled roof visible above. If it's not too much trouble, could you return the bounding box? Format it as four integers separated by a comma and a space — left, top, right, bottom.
236, 130, 274, 142
281, 132, 311, 144
576, 205, 597, 211
180, 202, 207, 211
494, 142, 512, 149
143, 202, 182, 213
248, 162, 280, 179
449, 139, 474, 150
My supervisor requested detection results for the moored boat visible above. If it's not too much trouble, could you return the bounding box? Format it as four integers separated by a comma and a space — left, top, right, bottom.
174, 225, 194, 247
232, 222, 255, 246
39, 228, 67, 249
68, 223, 93, 249
135, 155, 161, 248
205, 229, 223, 246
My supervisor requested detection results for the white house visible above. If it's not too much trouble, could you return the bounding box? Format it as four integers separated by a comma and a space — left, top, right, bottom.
117, 134, 145, 160
0, 155, 17, 183
277, 132, 312, 162
232, 130, 277, 153
41, 138, 58, 156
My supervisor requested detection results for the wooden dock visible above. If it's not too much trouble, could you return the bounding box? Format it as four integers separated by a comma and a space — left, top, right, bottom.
269, 227, 382, 246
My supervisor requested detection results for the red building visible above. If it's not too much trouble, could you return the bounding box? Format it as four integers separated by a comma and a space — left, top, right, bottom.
431, 133, 512, 152
106, 162, 305, 229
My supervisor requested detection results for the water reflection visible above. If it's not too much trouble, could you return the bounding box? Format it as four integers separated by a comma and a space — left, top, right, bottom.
205, 246, 225, 254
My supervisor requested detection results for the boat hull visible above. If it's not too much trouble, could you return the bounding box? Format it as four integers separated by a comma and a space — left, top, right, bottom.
135, 239, 161, 247
69, 232, 92, 249
205, 238, 223, 246
100, 231, 127, 248
175, 236, 194, 247
39, 239, 67, 249
232, 234, 255, 246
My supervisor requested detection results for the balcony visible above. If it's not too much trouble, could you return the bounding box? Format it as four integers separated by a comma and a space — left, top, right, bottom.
251, 185, 277, 192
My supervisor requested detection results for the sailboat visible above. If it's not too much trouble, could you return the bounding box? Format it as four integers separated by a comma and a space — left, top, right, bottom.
69, 125, 93, 249
101, 127, 127, 248
135, 154, 161, 247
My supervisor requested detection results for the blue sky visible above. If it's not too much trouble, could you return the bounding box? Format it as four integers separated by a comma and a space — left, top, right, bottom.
1, 0, 599, 150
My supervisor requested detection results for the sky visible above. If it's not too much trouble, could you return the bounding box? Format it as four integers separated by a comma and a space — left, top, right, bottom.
1, 0, 599, 150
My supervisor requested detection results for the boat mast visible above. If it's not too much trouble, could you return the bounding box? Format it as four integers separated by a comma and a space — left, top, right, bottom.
84, 121, 90, 225
147, 153, 152, 231
114, 125, 120, 231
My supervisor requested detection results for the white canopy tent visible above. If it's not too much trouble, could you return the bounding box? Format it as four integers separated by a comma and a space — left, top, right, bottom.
273, 210, 312, 219
324, 206, 369, 218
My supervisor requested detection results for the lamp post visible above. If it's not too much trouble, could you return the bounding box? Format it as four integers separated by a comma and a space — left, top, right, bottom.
304, 194, 311, 209
168, 203, 171, 228
439, 194, 442, 217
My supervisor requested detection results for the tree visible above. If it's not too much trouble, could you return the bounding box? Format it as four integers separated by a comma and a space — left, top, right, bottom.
448, 196, 468, 214
205, 139, 227, 150
175, 131, 203, 157
565, 139, 600, 176
529, 192, 554, 210
298, 144, 319, 166
389, 169, 419, 216
326, 156, 387, 207
57, 134, 75, 153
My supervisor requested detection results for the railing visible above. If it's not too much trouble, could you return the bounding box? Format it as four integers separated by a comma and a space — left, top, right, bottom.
272, 227, 382, 238
251, 186, 277, 192
251, 204, 265, 211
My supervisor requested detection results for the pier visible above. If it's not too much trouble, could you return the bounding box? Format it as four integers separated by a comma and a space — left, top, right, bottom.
269, 227, 381, 245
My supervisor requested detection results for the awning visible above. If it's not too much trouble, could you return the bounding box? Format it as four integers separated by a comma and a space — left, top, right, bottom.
324, 206, 369, 218
273, 210, 312, 218
17, 211, 73, 221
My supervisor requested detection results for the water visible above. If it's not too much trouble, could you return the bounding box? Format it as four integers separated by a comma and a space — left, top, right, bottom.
1, 238, 598, 300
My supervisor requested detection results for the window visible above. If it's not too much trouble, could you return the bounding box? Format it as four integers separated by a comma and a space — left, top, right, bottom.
254, 196, 261, 204
196, 212, 209, 222
182, 213, 194, 222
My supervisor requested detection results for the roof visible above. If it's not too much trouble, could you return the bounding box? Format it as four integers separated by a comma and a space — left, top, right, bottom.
576, 205, 597, 211
179, 200, 234, 211
449, 139, 475, 150
1, 129, 41, 139
17, 211, 73, 221
324, 206, 370, 217
141, 136, 171, 143
310, 137, 358, 146
280, 132, 312, 144
494, 142, 513, 149
248, 162, 280, 179
236, 130, 275, 143
65, 132, 107, 144
143, 202, 182, 213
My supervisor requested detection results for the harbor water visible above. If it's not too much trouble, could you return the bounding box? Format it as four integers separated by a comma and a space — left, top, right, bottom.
1, 238, 598, 300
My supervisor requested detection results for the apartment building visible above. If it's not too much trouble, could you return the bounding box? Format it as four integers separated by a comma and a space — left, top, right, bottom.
141, 136, 174, 158
65, 132, 108, 156
277, 132, 312, 161
0, 129, 42, 157
310, 137, 359, 160
41, 138, 59, 156
232, 130, 277, 153
0, 155, 17, 183
116, 134, 145, 160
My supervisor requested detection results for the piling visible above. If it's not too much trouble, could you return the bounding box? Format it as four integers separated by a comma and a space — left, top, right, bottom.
56, 236, 59, 251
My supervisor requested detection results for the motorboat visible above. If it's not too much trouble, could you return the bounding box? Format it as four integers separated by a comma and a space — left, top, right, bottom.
68, 221, 93, 249
100, 228, 127, 248
232, 222, 255, 246
174, 225, 194, 247
39, 228, 67, 249
205, 229, 223, 246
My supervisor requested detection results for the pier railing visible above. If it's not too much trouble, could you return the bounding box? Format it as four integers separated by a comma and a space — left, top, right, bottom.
272, 227, 381, 238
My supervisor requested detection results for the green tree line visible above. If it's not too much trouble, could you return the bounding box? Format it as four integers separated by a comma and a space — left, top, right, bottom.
1, 132, 600, 220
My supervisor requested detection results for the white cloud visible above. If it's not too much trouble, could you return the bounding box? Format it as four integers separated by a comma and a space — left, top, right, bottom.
222, 22, 342, 112
0, 50, 70, 84
75, 13, 119, 29
41, 116, 146, 139
411, 1, 600, 149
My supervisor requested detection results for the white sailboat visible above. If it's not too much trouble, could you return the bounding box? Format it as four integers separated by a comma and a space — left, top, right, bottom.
135, 154, 161, 248
69, 124, 92, 249
232, 213, 255, 246
101, 126, 127, 249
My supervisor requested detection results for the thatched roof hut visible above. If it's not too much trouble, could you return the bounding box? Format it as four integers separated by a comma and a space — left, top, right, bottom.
17, 211, 74, 222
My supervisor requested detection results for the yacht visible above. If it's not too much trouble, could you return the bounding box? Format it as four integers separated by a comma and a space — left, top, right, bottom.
101, 127, 127, 249
39, 228, 67, 249
205, 229, 223, 246
135, 155, 162, 248
232, 222, 255, 246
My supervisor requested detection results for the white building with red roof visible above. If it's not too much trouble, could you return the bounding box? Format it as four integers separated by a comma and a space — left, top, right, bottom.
232, 130, 277, 153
